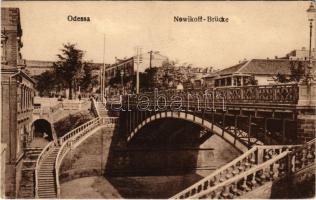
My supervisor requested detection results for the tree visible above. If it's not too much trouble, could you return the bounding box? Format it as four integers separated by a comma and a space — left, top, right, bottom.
33, 70, 58, 97
273, 60, 307, 83
79, 62, 99, 92
143, 67, 158, 89
54, 43, 84, 99
289, 60, 305, 82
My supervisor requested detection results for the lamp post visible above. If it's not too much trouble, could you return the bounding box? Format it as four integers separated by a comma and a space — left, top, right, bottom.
120, 70, 124, 94
306, 2, 316, 84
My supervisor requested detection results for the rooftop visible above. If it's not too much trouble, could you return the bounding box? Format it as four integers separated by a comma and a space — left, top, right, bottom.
215, 59, 310, 77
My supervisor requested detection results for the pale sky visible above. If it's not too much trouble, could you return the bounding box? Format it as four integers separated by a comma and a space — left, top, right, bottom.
2, 1, 315, 69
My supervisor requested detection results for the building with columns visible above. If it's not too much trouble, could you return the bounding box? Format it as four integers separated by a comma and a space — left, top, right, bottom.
1, 8, 35, 198
203, 57, 315, 88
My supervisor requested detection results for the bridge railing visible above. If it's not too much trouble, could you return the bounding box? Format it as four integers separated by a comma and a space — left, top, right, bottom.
55, 116, 118, 198
171, 139, 315, 199
34, 141, 56, 198
124, 84, 299, 106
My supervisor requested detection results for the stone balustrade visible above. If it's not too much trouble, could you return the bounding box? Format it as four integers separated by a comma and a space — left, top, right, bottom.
55, 116, 118, 198
172, 139, 315, 199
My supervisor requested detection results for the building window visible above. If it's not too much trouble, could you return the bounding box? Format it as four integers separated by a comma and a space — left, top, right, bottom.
17, 86, 21, 112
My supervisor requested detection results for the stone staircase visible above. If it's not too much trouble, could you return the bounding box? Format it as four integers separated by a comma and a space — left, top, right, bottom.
37, 147, 60, 198
18, 147, 43, 198
32, 99, 117, 198
96, 102, 108, 117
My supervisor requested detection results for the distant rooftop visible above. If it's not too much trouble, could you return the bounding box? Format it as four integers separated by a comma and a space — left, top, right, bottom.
215, 59, 313, 77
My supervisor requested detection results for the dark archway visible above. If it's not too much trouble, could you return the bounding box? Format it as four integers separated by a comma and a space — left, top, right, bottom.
127, 118, 212, 174
104, 117, 241, 198
32, 119, 53, 141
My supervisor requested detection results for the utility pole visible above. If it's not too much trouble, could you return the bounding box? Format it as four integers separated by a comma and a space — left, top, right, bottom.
148, 50, 159, 69
135, 46, 142, 94
148, 50, 153, 69
102, 34, 106, 102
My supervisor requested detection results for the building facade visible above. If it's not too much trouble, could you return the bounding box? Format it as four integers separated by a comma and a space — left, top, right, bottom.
203, 57, 315, 88
1, 8, 35, 198
286, 47, 316, 61
24, 60, 54, 77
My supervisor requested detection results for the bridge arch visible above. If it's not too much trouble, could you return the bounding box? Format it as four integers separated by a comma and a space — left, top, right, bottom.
128, 111, 248, 152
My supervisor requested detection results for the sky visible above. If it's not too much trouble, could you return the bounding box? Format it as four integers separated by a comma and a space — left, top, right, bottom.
2, 1, 315, 69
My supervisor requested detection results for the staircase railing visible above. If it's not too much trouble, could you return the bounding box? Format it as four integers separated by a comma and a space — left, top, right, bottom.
54, 116, 118, 198
192, 150, 290, 199
171, 146, 258, 199
91, 98, 100, 117
194, 139, 315, 199
58, 117, 100, 145
171, 140, 315, 199
34, 141, 56, 198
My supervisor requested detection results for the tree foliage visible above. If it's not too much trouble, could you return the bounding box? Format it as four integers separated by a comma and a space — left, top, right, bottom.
274, 61, 306, 83
54, 43, 84, 99
108, 67, 159, 92
33, 43, 100, 98
33, 70, 58, 97
79, 62, 99, 92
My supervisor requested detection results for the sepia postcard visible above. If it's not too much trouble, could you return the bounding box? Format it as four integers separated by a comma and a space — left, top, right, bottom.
0, 0, 315, 199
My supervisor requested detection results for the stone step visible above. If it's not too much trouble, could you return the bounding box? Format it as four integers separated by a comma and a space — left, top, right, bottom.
38, 176, 55, 178
38, 174, 54, 177
41, 162, 55, 165
45, 155, 58, 158
38, 179, 55, 182
38, 186, 55, 189
40, 164, 54, 167
42, 158, 56, 161
38, 183, 55, 186
39, 168, 54, 171
38, 184, 55, 187
41, 160, 55, 163
38, 195, 56, 198
39, 169, 54, 172
38, 194, 56, 197
38, 184, 56, 188
43, 157, 57, 161
38, 176, 55, 179
38, 170, 54, 172
38, 191, 56, 194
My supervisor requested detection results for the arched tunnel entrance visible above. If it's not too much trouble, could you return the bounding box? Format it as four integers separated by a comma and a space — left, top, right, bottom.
31, 119, 54, 147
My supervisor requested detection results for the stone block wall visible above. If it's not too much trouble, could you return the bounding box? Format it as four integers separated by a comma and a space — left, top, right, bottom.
297, 114, 316, 143
59, 127, 117, 183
